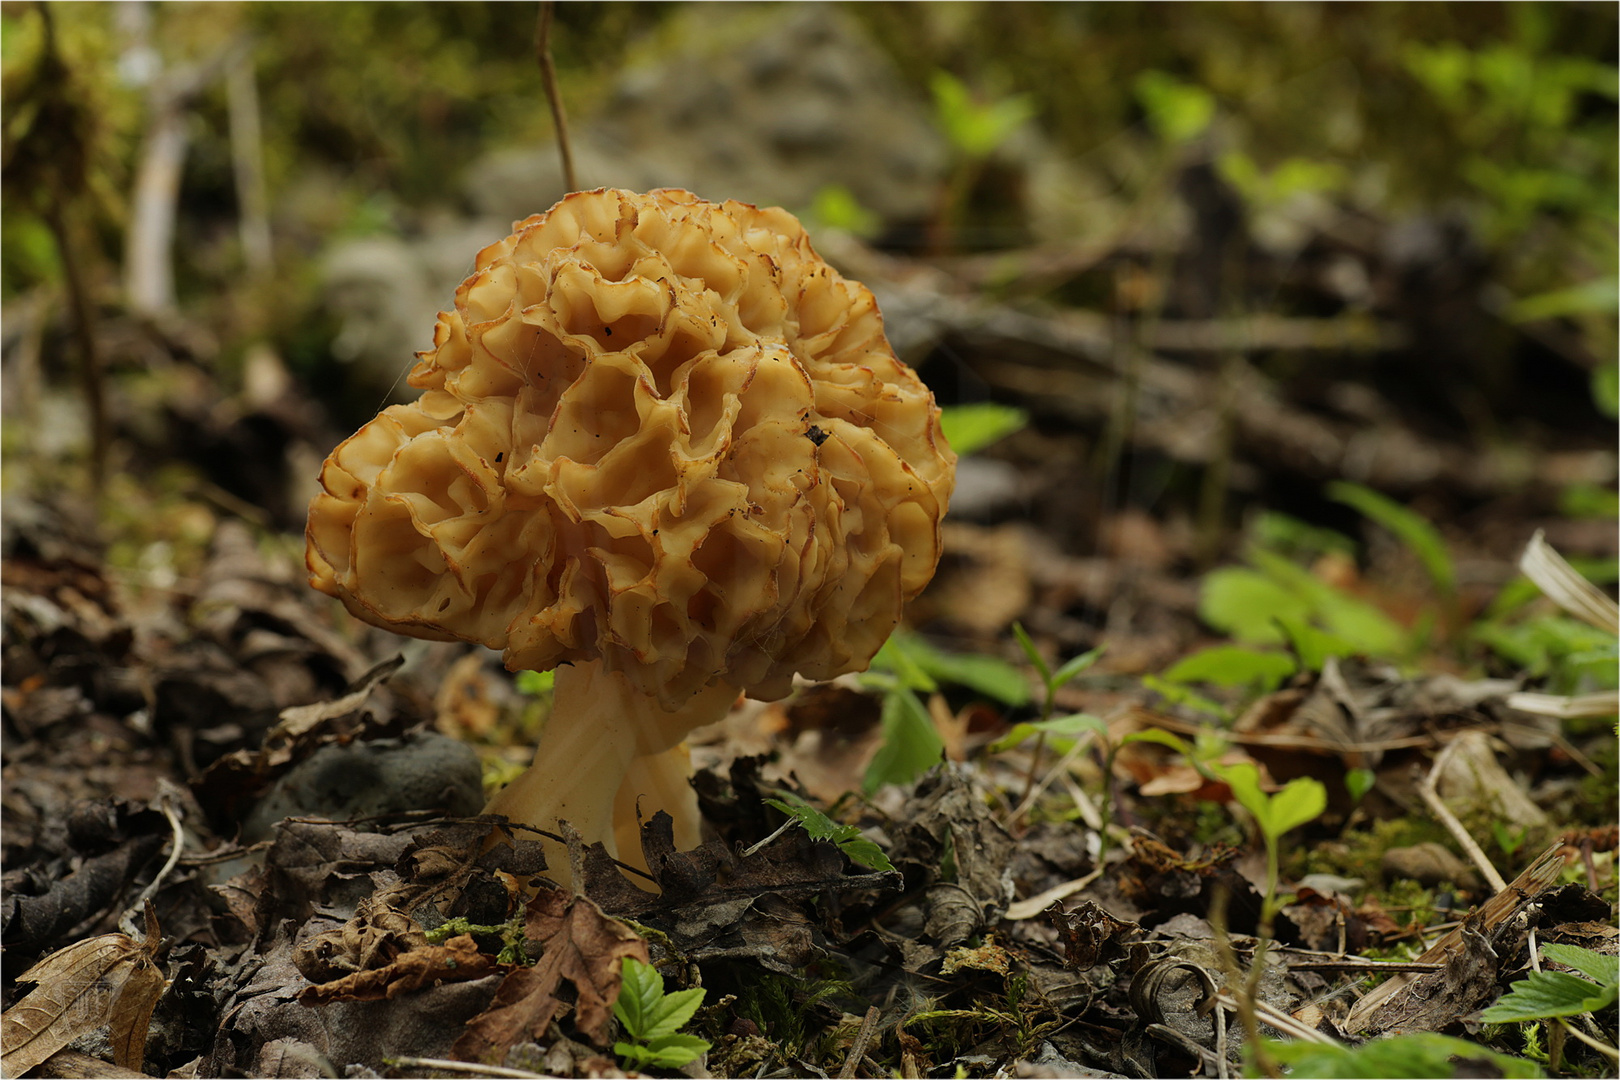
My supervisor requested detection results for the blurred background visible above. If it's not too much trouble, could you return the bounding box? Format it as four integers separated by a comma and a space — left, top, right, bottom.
2, 0, 1616, 713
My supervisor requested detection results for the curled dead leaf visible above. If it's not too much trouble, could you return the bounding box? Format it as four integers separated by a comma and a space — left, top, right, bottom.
452, 889, 648, 1063
1, 907, 167, 1076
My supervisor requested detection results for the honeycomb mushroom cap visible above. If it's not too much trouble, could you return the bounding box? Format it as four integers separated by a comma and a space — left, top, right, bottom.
307, 188, 955, 709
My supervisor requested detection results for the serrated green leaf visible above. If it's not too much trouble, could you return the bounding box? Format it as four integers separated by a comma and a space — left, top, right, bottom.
764, 797, 853, 844
1481, 970, 1616, 1021
1540, 942, 1619, 987
641, 1033, 711, 1068
1265, 1031, 1543, 1078
640, 986, 705, 1042
938, 402, 1029, 456
863, 687, 944, 794
613, 957, 664, 1040
834, 836, 896, 873
762, 795, 895, 873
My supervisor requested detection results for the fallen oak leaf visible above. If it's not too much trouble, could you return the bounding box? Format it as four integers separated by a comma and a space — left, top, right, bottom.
297, 933, 499, 1004
452, 888, 648, 1063
1, 906, 168, 1075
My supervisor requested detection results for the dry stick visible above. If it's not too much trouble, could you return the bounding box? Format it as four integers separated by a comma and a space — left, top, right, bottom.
535, 2, 576, 193
1418, 740, 1509, 894
839, 1005, 882, 1079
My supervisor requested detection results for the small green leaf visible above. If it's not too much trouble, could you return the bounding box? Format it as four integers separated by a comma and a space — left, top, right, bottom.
870, 634, 939, 693
1141, 675, 1231, 721
1345, 767, 1376, 803
1118, 728, 1191, 756
863, 687, 944, 794
763, 794, 896, 872
1199, 567, 1311, 645
1162, 645, 1296, 691
1481, 970, 1616, 1021
1134, 70, 1215, 145
1265, 1031, 1543, 1078
877, 629, 1030, 706
1267, 777, 1328, 836
1050, 646, 1105, 691
1328, 481, 1456, 596
1540, 943, 1619, 987
613, 957, 664, 1040
1215, 763, 1325, 842
1012, 622, 1050, 684
640, 1033, 712, 1069
613, 958, 712, 1069
833, 836, 895, 874
938, 402, 1029, 456
639, 986, 705, 1042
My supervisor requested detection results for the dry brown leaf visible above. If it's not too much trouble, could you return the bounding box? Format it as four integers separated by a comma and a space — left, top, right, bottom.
1, 910, 167, 1077
452, 889, 648, 1062
297, 933, 499, 1004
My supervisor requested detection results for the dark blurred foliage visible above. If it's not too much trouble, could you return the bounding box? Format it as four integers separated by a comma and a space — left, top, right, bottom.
0, 1, 1613, 549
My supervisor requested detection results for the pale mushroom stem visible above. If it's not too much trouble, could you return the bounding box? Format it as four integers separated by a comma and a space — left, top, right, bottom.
614, 744, 704, 873
483, 658, 735, 889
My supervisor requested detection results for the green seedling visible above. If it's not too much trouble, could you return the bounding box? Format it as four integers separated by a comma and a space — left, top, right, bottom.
1259, 1031, 1542, 1078
1161, 644, 1297, 696
861, 682, 945, 795
1215, 760, 1327, 930
1481, 941, 1619, 1070
1344, 767, 1377, 804
862, 629, 1031, 793
613, 956, 711, 1071
1328, 480, 1457, 598
1009, 623, 1104, 808
756, 790, 894, 873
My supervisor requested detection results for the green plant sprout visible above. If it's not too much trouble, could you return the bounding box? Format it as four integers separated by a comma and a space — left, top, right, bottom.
613, 956, 711, 1071
1259, 1031, 1543, 1078
861, 628, 1031, 794
1212, 761, 1327, 1077
754, 790, 895, 873
928, 69, 1035, 251
1328, 481, 1457, 599
1481, 942, 1619, 1068
938, 402, 1029, 456
1009, 622, 1104, 809
997, 627, 1202, 860
804, 184, 881, 239
1214, 762, 1327, 934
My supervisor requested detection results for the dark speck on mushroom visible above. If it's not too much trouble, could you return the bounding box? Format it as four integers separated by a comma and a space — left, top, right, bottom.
806, 424, 829, 447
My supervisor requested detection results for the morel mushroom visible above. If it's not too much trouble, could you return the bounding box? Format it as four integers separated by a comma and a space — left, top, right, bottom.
306, 188, 955, 884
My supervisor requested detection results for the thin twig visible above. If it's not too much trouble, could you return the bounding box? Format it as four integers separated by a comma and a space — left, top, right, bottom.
120, 781, 187, 936
1418, 741, 1508, 893
534, 2, 576, 193
839, 1005, 881, 1079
